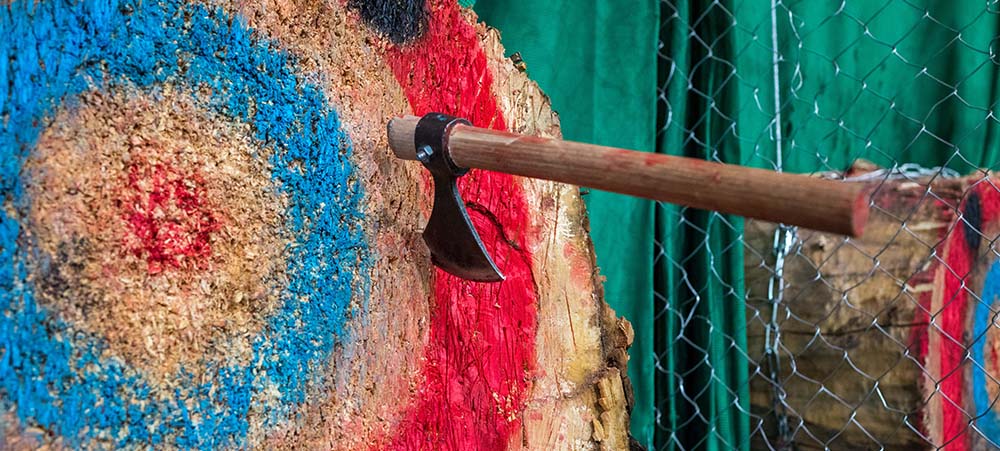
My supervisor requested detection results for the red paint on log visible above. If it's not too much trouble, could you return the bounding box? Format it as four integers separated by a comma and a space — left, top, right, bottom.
120, 158, 220, 274
979, 184, 1000, 224
380, 1, 539, 450
938, 221, 970, 451
910, 204, 968, 450
990, 344, 1000, 388
909, 184, 1000, 451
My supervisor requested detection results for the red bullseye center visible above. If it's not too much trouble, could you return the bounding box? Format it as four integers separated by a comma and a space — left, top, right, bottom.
121, 157, 220, 274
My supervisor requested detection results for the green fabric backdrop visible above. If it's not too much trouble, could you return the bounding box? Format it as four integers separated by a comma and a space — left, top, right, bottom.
473, 1, 1000, 449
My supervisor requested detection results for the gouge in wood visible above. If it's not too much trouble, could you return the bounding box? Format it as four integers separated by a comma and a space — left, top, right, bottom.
388, 113, 869, 282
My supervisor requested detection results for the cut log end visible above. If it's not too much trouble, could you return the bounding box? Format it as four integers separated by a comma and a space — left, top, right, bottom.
387, 115, 420, 161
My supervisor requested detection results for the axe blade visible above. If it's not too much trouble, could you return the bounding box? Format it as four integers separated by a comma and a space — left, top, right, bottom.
413, 113, 504, 282
423, 174, 504, 282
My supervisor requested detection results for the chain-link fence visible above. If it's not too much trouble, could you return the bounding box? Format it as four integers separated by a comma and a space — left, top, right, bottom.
652, 0, 1000, 449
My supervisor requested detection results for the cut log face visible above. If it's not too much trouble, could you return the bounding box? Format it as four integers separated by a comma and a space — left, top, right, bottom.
746, 175, 1000, 450
0, 1, 632, 450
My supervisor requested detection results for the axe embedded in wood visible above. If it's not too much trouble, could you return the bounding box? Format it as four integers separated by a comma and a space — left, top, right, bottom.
388, 113, 870, 282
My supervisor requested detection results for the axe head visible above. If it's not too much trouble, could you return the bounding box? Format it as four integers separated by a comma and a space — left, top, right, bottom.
412, 113, 504, 282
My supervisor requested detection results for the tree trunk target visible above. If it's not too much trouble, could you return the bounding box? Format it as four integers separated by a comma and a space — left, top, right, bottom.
0, 1, 634, 449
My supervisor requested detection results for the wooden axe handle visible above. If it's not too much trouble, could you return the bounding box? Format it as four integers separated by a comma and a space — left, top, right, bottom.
388, 115, 869, 237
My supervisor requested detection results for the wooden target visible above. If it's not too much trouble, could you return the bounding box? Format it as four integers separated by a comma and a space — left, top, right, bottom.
746, 173, 1000, 450
913, 180, 1000, 451
0, 1, 633, 449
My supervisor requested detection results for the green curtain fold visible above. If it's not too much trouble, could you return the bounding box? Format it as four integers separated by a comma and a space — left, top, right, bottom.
656, 2, 749, 449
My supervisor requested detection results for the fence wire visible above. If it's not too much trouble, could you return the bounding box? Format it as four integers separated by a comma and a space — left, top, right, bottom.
653, 0, 1000, 450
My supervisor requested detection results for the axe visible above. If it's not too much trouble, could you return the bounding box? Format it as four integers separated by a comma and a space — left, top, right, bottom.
388, 113, 869, 282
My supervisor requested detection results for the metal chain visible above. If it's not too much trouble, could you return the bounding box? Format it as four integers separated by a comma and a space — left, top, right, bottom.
764, 224, 796, 449
763, 2, 794, 446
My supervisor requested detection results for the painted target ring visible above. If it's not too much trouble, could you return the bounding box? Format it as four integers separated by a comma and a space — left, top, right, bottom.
913, 184, 1000, 449
2, 1, 367, 447
972, 260, 1000, 440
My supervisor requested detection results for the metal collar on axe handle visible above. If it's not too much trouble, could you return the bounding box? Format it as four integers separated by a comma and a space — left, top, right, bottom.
388, 113, 871, 282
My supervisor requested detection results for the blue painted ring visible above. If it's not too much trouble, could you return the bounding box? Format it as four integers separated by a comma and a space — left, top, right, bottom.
0, 0, 368, 448
972, 261, 1000, 438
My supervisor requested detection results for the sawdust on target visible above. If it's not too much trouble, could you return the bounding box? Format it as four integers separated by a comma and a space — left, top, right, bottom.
22, 85, 289, 379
